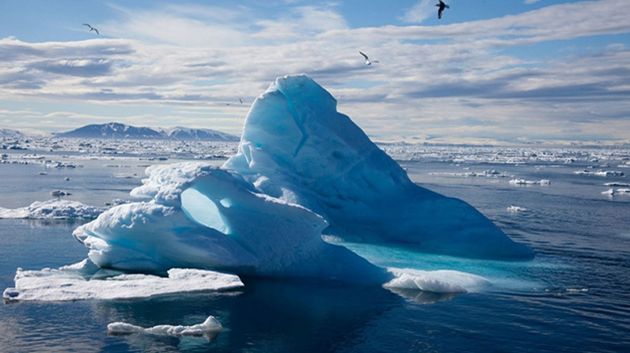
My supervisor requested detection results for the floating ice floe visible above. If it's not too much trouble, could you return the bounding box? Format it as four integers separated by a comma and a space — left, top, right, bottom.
0, 199, 104, 219
429, 170, 511, 178
3, 259, 243, 302
108, 316, 222, 337
507, 206, 527, 213
384, 268, 489, 293
602, 188, 630, 196
509, 179, 551, 186
574, 170, 624, 177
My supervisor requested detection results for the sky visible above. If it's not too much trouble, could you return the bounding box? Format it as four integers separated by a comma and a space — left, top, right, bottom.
0, 0, 629, 144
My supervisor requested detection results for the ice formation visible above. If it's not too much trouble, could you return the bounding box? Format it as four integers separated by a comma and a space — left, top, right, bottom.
509, 179, 551, 186
0, 199, 104, 219
6, 75, 535, 301
74, 163, 389, 283
3, 260, 243, 302
507, 206, 527, 213
108, 316, 222, 337
574, 170, 624, 177
224, 75, 533, 260
384, 268, 488, 293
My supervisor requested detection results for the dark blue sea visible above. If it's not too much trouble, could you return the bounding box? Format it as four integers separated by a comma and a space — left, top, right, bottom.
1, 151, 629, 353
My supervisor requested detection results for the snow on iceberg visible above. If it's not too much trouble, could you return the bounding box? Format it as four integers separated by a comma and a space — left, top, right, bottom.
3, 259, 243, 302
108, 316, 222, 337
0, 199, 104, 219
224, 75, 533, 260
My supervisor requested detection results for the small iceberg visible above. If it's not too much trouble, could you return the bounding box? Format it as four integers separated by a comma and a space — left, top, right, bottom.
3, 259, 243, 302
509, 179, 551, 186
0, 199, 104, 220
603, 188, 630, 197
604, 182, 630, 187
108, 316, 222, 337
507, 205, 527, 213
384, 268, 489, 294
575, 170, 624, 177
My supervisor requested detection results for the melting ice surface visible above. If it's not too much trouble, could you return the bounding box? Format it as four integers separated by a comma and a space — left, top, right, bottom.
6, 75, 534, 301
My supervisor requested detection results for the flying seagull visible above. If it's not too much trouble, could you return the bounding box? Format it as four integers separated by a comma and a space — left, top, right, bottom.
359, 51, 379, 66
436, 1, 450, 19
83, 23, 100, 35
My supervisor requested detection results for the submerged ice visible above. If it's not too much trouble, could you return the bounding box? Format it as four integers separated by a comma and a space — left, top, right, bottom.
6, 75, 533, 301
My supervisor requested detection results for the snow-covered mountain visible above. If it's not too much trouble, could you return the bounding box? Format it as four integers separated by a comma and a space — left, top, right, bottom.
55, 122, 238, 141
160, 127, 238, 141
0, 128, 24, 139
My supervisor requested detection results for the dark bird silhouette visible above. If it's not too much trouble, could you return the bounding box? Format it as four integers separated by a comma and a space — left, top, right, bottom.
83, 23, 100, 35
239, 97, 244, 104
436, 1, 450, 19
359, 51, 379, 66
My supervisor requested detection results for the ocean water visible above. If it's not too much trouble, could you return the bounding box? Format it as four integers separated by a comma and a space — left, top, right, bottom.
1, 152, 630, 352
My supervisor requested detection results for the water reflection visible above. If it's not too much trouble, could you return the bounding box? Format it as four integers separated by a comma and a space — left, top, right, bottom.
92, 278, 445, 352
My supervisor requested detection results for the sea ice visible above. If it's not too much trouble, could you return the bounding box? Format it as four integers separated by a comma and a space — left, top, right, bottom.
509, 179, 551, 186
107, 316, 222, 337
604, 182, 630, 187
603, 188, 630, 196
0, 199, 103, 219
3, 259, 243, 302
574, 170, 625, 177
507, 206, 527, 213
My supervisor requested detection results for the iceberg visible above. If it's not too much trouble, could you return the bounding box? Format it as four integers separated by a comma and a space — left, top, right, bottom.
224, 75, 533, 260
0, 199, 104, 220
14, 74, 531, 296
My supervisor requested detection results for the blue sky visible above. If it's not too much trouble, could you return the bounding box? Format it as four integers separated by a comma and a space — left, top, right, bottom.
0, 0, 629, 144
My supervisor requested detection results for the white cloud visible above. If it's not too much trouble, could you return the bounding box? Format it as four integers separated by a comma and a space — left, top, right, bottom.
400, 0, 435, 24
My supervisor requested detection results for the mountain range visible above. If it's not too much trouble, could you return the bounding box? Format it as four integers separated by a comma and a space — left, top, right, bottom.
54, 122, 239, 141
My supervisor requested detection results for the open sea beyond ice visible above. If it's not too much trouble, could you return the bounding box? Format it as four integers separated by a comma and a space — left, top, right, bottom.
1, 147, 629, 353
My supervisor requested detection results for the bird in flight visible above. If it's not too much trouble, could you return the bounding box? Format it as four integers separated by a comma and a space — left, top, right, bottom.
436, 1, 450, 19
83, 23, 100, 35
359, 51, 379, 66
